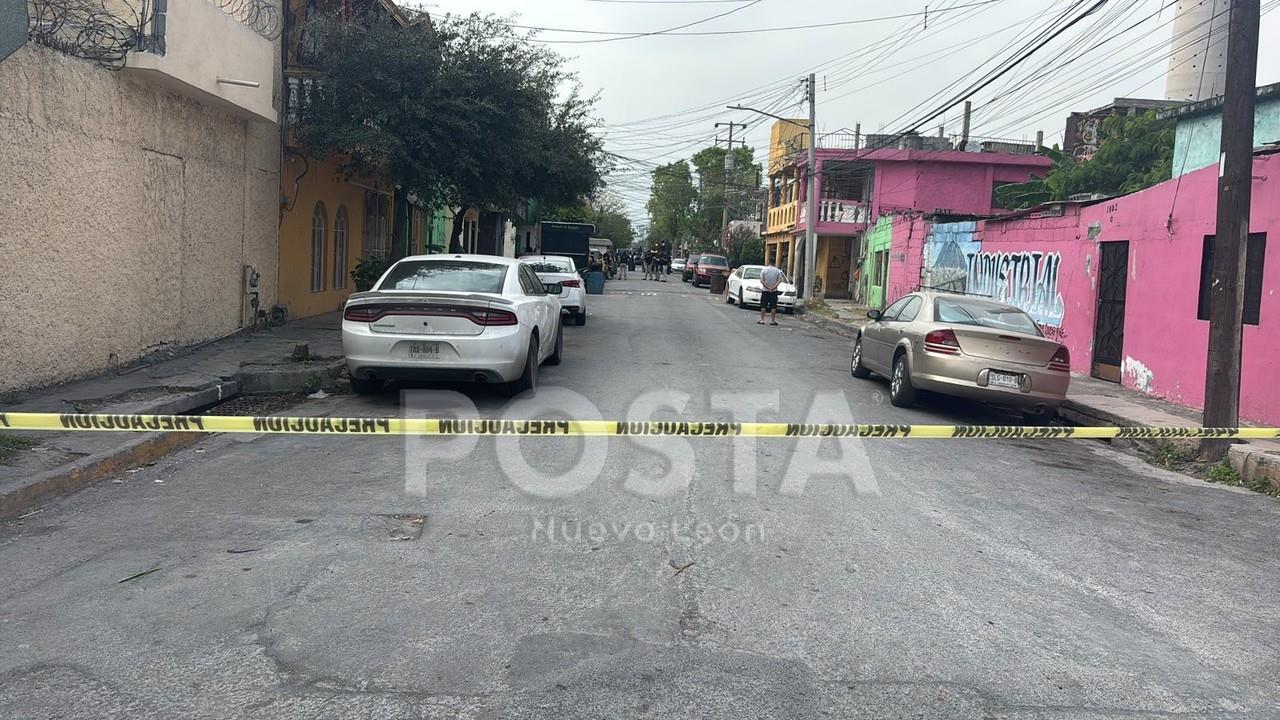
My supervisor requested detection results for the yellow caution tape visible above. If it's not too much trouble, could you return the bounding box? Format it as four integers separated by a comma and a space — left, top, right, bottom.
1, 412, 1277, 439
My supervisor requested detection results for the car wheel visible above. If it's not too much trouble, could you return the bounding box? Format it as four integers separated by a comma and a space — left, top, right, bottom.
738, 289, 748, 309
1022, 408, 1057, 426
546, 324, 563, 366
575, 311, 586, 326
726, 290, 734, 304
850, 338, 871, 379
889, 353, 916, 407
349, 376, 384, 396
507, 336, 539, 397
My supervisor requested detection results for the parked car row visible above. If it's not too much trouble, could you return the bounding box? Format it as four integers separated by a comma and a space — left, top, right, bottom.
849, 291, 1071, 423
342, 254, 583, 397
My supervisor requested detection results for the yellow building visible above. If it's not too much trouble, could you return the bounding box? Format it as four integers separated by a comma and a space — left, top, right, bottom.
762, 119, 809, 279
276, 0, 419, 319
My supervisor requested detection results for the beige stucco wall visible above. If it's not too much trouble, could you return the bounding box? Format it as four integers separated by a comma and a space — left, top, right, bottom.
0, 43, 280, 394
126, 0, 277, 122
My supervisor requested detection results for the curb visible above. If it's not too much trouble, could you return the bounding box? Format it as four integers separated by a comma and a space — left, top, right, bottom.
0, 379, 238, 520
238, 359, 346, 394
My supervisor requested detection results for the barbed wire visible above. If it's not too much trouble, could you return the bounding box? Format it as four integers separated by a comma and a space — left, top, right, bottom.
211, 0, 282, 41
27, 0, 147, 69
27, 0, 280, 70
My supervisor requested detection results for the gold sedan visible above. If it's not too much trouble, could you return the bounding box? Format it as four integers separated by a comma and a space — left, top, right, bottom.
851, 291, 1071, 423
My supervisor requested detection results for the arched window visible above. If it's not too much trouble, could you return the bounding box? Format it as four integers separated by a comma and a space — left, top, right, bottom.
311, 202, 326, 293
333, 206, 348, 289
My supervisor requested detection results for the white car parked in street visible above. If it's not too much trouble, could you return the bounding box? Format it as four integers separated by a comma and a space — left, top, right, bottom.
342, 255, 564, 396
726, 264, 798, 313
521, 254, 587, 326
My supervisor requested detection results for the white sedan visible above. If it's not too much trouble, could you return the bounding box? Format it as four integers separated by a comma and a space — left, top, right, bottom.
521, 254, 587, 326
342, 255, 564, 396
726, 265, 798, 313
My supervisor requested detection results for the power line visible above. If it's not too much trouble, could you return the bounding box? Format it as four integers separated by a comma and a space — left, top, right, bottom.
523, 0, 1003, 38
529, 0, 763, 44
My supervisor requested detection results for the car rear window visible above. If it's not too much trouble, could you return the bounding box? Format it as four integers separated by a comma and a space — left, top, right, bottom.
934, 298, 1041, 335
701, 256, 728, 267
378, 260, 507, 293
525, 259, 574, 274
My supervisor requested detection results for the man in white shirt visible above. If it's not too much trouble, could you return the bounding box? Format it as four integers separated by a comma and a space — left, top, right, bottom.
758, 264, 785, 326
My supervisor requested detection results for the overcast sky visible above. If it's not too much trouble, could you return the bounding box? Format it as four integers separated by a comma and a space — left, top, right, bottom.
427, 0, 1280, 227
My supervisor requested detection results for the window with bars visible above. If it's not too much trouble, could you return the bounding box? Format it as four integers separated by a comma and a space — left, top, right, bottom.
311, 202, 327, 293
1198, 233, 1266, 326
332, 206, 348, 289
363, 192, 390, 258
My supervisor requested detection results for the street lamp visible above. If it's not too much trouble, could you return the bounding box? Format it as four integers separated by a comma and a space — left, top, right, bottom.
729, 85, 817, 302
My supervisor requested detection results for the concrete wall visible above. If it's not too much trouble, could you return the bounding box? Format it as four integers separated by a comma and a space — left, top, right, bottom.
872, 160, 1046, 218
125, 0, 277, 122
0, 44, 279, 394
1172, 94, 1280, 176
885, 216, 930, 303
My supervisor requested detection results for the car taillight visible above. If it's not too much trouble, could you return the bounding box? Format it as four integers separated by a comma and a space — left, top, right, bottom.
561, 279, 580, 288
474, 309, 517, 326
923, 329, 962, 355
1048, 346, 1070, 372
344, 305, 381, 322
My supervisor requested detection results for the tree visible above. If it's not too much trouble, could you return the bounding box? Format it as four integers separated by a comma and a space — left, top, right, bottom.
544, 194, 636, 247
997, 110, 1175, 210
646, 161, 697, 251
295, 11, 607, 253
725, 224, 763, 267
689, 145, 762, 244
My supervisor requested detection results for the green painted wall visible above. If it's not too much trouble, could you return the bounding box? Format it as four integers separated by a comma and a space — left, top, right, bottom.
1173, 94, 1280, 176
861, 216, 894, 308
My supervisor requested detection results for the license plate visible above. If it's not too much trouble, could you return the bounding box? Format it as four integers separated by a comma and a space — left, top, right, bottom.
408, 342, 440, 359
989, 371, 1021, 389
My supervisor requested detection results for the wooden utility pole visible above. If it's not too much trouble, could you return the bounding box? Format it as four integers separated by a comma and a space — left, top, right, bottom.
802, 73, 818, 300
1201, 0, 1259, 461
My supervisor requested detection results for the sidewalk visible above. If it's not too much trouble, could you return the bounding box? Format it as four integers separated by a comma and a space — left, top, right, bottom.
798, 302, 1280, 493
0, 314, 345, 518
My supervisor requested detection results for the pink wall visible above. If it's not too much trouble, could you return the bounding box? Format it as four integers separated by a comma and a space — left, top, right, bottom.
965, 153, 1280, 425
1080, 153, 1280, 424
872, 160, 1047, 219
886, 216, 931, 301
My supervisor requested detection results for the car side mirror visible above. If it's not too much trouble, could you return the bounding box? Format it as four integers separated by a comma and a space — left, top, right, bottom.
866, 309, 881, 320
543, 282, 563, 295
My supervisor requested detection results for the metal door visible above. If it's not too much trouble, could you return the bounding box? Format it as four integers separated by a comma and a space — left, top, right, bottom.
1091, 242, 1129, 382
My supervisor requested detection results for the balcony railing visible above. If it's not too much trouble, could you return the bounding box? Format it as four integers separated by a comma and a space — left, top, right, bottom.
797, 199, 871, 231
767, 201, 798, 233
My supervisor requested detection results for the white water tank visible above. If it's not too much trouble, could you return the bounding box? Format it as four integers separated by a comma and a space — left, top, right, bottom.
1165, 0, 1230, 102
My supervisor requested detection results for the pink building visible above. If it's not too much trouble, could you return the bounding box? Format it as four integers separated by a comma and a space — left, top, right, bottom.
899, 150, 1280, 425
762, 126, 1051, 301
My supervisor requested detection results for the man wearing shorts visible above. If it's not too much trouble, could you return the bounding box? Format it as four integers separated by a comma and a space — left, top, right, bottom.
758, 263, 784, 326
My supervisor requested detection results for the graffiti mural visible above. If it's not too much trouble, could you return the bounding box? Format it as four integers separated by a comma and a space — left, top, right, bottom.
964, 250, 1066, 328
921, 224, 1068, 338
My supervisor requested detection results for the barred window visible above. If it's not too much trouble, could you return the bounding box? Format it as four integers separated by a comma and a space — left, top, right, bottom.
311, 202, 326, 293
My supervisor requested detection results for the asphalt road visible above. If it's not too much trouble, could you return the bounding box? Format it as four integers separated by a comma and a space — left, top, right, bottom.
3, 277, 1278, 719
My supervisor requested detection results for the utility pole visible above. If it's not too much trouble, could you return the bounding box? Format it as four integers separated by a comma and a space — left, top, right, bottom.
715, 121, 747, 245
803, 72, 818, 301
1202, 0, 1260, 461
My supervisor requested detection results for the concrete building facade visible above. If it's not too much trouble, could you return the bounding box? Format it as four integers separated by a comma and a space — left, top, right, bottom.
0, 0, 280, 394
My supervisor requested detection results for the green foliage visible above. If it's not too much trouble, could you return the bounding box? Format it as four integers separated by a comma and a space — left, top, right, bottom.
351, 253, 392, 291
0, 433, 36, 463
996, 111, 1175, 210
725, 225, 763, 267
689, 145, 762, 244
646, 161, 698, 250
296, 12, 606, 230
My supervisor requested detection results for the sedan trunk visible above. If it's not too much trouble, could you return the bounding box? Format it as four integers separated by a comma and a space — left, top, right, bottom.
951, 327, 1061, 367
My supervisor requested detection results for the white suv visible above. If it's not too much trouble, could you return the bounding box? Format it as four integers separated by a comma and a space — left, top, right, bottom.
521, 255, 587, 326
